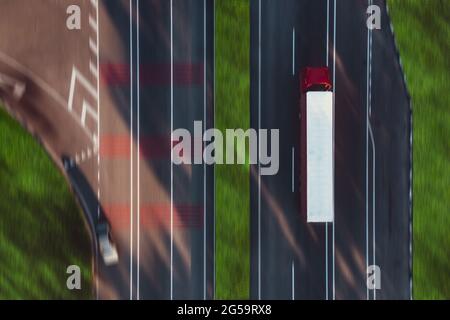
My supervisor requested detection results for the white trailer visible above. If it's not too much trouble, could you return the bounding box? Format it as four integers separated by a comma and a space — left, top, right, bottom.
300, 86, 334, 223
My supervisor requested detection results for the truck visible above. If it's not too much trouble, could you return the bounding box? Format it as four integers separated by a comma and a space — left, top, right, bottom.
300, 67, 334, 223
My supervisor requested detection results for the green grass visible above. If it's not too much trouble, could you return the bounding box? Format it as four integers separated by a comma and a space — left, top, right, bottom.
215, 0, 250, 299
214, 0, 450, 300
0, 106, 92, 299
389, 0, 450, 299
1, 0, 445, 301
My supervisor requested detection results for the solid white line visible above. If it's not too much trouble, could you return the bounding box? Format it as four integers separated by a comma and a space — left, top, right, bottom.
369, 123, 376, 300
326, 0, 330, 300
170, 0, 174, 301
129, 0, 134, 301
137, 0, 141, 300
326, 0, 329, 65
96, 0, 100, 217
258, 0, 262, 300
371, 13, 375, 301
291, 147, 295, 192
365, 0, 370, 299
213, 0, 216, 299
203, 0, 207, 300
369, 20, 373, 117
292, 28, 295, 76
368, 11, 376, 299
95, 0, 100, 300
291, 261, 295, 300
332, 0, 336, 300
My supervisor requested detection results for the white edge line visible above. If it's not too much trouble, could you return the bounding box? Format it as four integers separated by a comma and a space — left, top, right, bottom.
369, 6, 376, 300
326, 0, 330, 301
367, 58, 370, 297
258, 0, 262, 300
332, 0, 336, 301
203, 0, 207, 300
136, 0, 141, 301
369, 123, 376, 300
95, 0, 100, 221
95, 0, 100, 300
170, 0, 174, 301
326, 0, 330, 65
365, 1, 370, 300
129, 0, 134, 301
213, 0, 216, 299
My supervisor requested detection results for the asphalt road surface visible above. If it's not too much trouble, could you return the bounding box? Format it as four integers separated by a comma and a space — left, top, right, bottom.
0, 0, 411, 300
250, 0, 411, 300
0, 0, 214, 300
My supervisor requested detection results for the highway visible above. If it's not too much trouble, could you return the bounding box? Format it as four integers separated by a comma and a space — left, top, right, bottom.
0, 0, 214, 300
96, 0, 214, 300
250, 0, 411, 300
0, 0, 411, 300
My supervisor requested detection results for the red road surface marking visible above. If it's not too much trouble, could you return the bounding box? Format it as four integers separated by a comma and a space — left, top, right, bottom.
103, 203, 204, 229
100, 63, 129, 86
100, 134, 203, 159
101, 63, 204, 86
100, 134, 131, 157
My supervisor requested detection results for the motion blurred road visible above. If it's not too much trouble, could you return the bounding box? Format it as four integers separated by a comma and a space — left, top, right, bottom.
250, 0, 411, 299
0, 0, 411, 300
0, 0, 214, 299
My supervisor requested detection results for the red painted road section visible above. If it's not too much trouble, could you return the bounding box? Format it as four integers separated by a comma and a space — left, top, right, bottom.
100, 63, 204, 86
100, 134, 204, 159
103, 203, 204, 229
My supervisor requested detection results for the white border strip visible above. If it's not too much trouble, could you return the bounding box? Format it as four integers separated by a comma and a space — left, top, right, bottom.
136, 0, 141, 300
170, 0, 174, 301
129, 0, 134, 300
332, 0, 336, 300
203, 0, 207, 300
257, 0, 262, 300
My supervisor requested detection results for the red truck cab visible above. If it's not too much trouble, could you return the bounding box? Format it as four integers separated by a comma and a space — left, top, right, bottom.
300, 67, 334, 223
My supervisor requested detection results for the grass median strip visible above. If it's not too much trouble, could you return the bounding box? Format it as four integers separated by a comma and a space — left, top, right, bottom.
0, 106, 92, 299
389, 0, 450, 299
215, 0, 250, 299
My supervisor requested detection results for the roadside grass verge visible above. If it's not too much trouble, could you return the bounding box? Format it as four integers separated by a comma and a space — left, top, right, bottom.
389, 0, 450, 299
0, 105, 92, 299
215, 0, 250, 299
